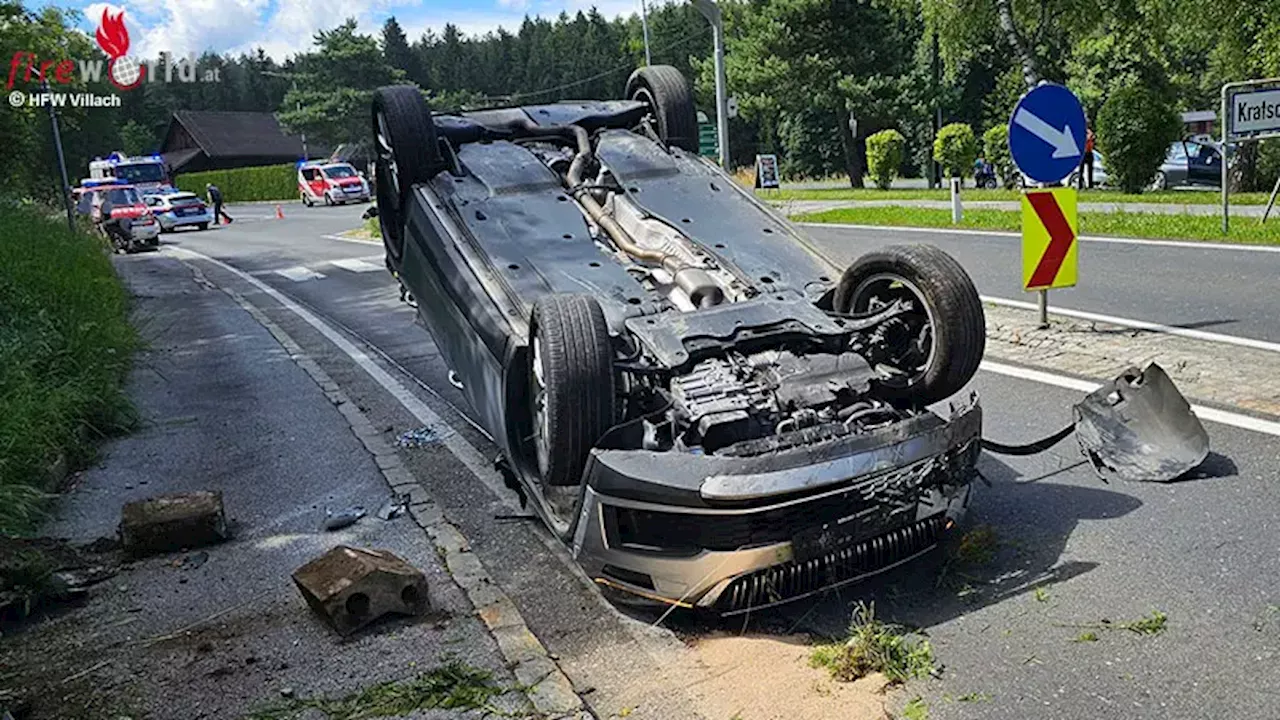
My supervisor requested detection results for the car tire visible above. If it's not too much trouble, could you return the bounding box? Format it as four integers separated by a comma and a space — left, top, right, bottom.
372, 85, 445, 269
834, 244, 985, 405
323, 192, 333, 206
1151, 171, 1168, 191
625, 65, 698, 153
529, 295, 615, 489
302, 193, 313, 207
197, 222, 209, 231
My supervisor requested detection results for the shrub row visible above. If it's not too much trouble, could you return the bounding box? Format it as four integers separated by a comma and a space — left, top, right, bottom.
174, 164, 298, 202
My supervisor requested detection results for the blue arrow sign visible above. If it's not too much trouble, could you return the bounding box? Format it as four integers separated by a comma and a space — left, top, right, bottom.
1008, 83, 1086, 184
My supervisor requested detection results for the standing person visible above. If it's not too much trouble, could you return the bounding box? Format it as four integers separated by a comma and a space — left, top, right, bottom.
206, 183, 233, 225
1079, 128, 1096, 189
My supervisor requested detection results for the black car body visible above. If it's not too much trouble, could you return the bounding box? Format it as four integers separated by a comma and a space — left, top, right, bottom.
372, 67, 988, 614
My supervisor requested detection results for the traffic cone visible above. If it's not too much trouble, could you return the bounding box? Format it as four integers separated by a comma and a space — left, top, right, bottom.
275, 204, 284, 220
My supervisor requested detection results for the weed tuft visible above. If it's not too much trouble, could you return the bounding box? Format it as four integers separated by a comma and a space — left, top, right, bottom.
1119, 610, 1168, 636
242, 660, 518, 719
900, 696, 929, 720
810, 602, 936, 684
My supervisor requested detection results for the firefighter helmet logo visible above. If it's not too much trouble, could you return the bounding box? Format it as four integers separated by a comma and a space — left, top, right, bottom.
96, 8, 145, 90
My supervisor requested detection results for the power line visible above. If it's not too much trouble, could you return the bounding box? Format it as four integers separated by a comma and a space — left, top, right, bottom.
442, 24, 711, 109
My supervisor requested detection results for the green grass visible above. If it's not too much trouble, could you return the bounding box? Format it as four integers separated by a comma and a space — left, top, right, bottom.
810, 602, 936, 684
0, 204, 137, 535
797, 205, 1280, 245
242, 661, 518, 719
760, 186, 1271, 205
901, 696, 929, 720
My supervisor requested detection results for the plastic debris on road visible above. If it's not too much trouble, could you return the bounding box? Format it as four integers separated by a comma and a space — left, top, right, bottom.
396, 426, 440, 449
323, 506, 366, 531
376, 494, 410, 521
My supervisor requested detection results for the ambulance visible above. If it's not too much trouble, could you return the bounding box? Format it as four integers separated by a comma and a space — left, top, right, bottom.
298, 161, 371, 206
88, 152, 173, 194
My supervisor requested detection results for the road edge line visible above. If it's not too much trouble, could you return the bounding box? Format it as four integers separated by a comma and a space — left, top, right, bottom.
980, 296, 1280, 354
172, 249, 591, 719
798, 221, 1280, 253
980, 360, 1280, 437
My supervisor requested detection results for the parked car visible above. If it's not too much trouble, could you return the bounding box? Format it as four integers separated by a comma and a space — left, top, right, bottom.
144, 191, 211, 232
370, 66, 988, 615
1153, 140, 1223, 190
74, 184, 160, 252
1067, 151, 1109, 188
299, 161, 371, 206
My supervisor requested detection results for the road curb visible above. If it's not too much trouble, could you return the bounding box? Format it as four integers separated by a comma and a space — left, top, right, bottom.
183, 261, 593, 720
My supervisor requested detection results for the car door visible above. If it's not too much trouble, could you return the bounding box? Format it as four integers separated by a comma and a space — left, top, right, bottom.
1162, 142, 1190, 187
1186, 143, 1222, 186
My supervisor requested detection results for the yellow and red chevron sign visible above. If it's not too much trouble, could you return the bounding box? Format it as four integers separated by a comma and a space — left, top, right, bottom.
1022, 187, 1078, 291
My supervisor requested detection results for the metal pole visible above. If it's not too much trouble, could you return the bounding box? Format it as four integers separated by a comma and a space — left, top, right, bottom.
1262, 172, 1280, 224
692, 0, 730, 169
1038, 289, 1049, 328
950, 177, 962, 223
1221, 85, 1229, 235
639, 0, 652, 66
295, 79, 308, 160
42, 79, 75, 233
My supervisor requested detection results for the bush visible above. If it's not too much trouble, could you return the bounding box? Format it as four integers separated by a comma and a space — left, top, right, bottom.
982, 125, 1014, 187
0, 204, 136, 535
865, 129, 906, 190
933, 123, 978, 181
1096, 83, 1181, 194
174, 164, 297, 202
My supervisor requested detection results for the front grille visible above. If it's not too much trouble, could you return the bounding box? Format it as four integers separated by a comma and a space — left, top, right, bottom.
605, 441, 976, 555
717, 514, 947, 614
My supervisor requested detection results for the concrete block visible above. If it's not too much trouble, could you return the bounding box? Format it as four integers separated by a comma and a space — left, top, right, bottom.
292, 545, 428, 636
120, 491, 228, 556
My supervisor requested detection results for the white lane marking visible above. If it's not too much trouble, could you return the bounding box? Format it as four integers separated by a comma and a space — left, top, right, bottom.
274, 266, 326, 282
329, 258, 384, 273
981, 296, 1280, 354
167, 247, 522, 509
323, 233, 381, 247
981, 360, 1280, 438
799, 221, 1280, 254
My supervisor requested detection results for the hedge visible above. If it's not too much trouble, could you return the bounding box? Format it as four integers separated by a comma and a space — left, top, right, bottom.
174, 164, 297, 202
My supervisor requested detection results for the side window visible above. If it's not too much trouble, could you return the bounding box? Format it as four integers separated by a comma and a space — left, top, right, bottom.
303, 168, 317, 181
1167, 143, 1187, 162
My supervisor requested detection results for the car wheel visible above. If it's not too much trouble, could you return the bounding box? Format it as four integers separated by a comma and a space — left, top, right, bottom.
372, 85, 445, 269
197, 222, 209, 231
528, 294, 615, 491
1151, 171, 1168, 191
625, 65, 698, 153
302, 193, 313, 207
323, 192, 333, 206
834, 244, 985, 405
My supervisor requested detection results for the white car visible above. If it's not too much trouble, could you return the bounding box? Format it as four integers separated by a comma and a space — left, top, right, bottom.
299, 162, 371, 206
145, 191, 212, 232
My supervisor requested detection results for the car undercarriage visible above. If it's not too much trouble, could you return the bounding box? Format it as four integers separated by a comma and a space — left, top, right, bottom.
371, 66, 995, 613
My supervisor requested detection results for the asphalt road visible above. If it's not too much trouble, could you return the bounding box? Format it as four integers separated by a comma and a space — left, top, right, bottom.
159, 203, 1280, 719
802, 222, 1280, 345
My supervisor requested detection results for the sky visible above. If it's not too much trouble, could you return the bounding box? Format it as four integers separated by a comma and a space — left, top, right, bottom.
34, 0, 652, 61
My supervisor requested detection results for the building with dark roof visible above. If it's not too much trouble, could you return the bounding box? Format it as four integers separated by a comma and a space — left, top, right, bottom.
160, 111, 317, 175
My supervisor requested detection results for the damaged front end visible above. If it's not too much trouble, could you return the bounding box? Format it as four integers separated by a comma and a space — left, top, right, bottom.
571, 396, 982, 614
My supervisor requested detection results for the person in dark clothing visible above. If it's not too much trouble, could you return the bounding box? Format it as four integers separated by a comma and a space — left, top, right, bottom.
1078, 128, 1096, 189
206, 183, 233, 225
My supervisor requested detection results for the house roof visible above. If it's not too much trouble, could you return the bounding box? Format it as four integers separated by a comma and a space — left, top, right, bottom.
167, 111, 306, 159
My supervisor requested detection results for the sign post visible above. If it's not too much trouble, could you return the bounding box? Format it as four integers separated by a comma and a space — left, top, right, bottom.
755, 154, 780, 189
1008, 83, 1087, 327
1221, 78, 1280, 233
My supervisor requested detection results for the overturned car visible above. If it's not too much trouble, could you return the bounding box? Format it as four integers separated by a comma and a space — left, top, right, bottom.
371, 66, 988, 614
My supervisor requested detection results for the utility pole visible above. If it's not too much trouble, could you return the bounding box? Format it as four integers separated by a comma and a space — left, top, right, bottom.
931, 31, 941, 190
42, 78, 75, 233
264, 71, 308, 160
639, 0, 652, 66
691, 0, 730, 170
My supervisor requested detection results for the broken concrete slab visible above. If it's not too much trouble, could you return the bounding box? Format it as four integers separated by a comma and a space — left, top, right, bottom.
292, 546, 429, 636
119, 491, 228, 556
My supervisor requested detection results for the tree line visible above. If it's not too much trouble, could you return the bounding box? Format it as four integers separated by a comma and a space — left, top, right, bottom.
4, 0, 1280, 203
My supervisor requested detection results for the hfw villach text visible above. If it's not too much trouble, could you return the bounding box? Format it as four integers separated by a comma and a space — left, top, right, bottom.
7, 8, 221, 91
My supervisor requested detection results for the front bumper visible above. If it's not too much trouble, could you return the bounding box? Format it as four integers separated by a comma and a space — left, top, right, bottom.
571, 398, 982, 614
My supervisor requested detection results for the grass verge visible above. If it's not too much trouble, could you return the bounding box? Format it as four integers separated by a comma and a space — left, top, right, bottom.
796, 205, 1280, 245
243, 661, 518, 719
0, 204, 137, 536
761, 186, 1271, 205
810, 602, 936, 684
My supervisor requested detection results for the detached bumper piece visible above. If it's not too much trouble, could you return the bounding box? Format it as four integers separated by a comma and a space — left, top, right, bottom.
718, 514, 947, 615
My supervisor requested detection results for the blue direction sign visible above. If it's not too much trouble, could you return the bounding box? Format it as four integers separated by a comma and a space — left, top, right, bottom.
1008, 83, 1086, 184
